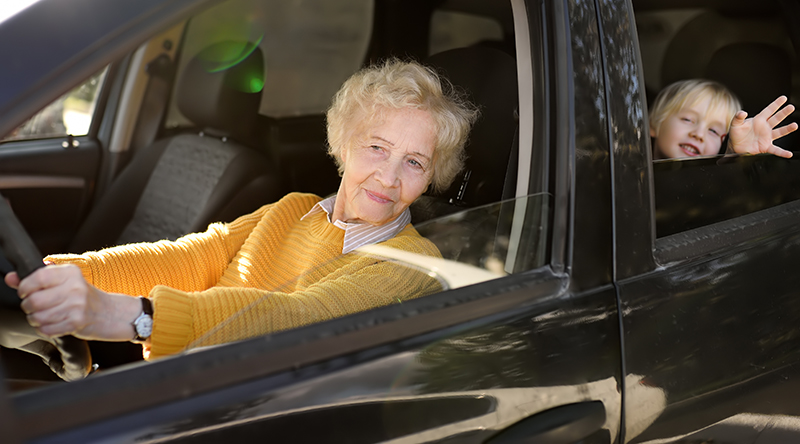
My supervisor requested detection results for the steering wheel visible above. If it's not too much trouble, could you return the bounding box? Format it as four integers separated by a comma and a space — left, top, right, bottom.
0, 195, 92, 381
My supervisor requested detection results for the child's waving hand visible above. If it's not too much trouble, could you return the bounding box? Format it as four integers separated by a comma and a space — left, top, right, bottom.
728, 95, 798, 158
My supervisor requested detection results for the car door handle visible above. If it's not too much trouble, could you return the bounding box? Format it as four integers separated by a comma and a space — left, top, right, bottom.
485, 401, 606, 443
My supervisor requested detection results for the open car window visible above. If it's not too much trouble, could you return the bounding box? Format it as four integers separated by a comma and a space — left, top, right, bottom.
636, 4, 800, 240
187, 193, 551, 351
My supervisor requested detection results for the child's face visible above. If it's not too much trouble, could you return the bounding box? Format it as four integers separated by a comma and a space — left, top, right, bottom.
651, 95, 729, 159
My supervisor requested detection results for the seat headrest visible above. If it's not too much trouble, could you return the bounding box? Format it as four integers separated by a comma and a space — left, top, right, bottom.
425, 46, 518, 207
661, 11, 792, 113
705, 42, 791, 113
177, 41, 264, 137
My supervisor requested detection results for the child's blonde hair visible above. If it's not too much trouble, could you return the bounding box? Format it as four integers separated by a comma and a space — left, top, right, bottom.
650, 79, 742, 136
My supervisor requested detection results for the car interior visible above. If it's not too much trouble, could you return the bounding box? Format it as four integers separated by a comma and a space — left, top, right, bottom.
66, 42, 284, 253
110, 0, 520, 239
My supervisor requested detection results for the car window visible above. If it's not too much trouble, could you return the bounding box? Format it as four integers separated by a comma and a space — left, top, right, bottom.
635, 5, 800, 238
188, 194, 551, 350
1, 67, 108, 143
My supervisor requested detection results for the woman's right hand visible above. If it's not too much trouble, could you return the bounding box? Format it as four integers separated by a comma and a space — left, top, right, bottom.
4, 265, 143, 342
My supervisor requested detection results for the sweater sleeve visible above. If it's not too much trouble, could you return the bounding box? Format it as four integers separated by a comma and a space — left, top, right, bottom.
145, 233, 443, 359
44, 204, 272, 297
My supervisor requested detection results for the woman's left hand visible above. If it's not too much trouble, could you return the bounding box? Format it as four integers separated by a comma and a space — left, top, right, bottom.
727, 95, 798, 158
5, 265, 142, 341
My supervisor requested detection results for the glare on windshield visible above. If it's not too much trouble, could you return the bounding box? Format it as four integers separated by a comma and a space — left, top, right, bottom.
0, 0, 41, 24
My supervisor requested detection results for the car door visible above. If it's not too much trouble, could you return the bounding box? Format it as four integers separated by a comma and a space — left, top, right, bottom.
0, 0, 627, 442
604, 0, 800, 441
0, 66, 108, 256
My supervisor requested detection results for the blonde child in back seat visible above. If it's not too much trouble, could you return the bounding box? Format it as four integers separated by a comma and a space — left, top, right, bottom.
649, 79, 797, 160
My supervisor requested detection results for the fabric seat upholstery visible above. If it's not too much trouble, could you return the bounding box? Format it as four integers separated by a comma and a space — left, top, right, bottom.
69, 43, 281, 253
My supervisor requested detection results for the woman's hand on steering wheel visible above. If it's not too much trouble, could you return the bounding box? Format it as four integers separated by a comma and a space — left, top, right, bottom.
5, 265, 143, 342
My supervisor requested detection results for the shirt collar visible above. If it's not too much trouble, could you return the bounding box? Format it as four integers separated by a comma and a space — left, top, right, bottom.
302, 196, 411, 254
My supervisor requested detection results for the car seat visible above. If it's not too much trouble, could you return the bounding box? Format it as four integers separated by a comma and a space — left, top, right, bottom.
67, 42, 282, 253
55, 42, 285, 369
410, 45, 519, 223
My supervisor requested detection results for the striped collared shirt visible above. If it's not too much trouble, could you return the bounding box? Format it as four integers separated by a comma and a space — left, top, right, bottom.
301, 196, 411, 254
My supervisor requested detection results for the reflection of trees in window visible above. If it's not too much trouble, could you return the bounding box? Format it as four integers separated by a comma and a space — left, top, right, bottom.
414, 195, 550, 276
654, 155, 800, 236
12, 99, 66, 140
415, 200, 513, 274
70, 74, 103, 102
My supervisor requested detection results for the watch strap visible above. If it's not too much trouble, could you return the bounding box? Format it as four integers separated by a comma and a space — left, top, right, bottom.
140, 296, 153, 316
132, 297, 154, 342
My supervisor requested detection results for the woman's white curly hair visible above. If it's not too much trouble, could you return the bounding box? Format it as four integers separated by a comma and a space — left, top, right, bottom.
326, 58, 479, 193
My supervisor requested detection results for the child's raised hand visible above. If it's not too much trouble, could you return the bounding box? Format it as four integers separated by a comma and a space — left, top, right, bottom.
727, 95, 797, 158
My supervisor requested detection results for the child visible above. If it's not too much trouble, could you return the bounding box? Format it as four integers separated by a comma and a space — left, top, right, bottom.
649, 79, 796, 159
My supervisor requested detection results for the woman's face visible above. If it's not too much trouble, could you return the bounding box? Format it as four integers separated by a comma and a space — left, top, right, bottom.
335, 107, 437, 226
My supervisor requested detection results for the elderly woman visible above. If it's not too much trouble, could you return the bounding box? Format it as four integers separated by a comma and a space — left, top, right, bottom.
4, 59, 478, 360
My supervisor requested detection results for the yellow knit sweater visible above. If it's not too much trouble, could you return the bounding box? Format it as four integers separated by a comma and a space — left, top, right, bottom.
46, 193, 442, 359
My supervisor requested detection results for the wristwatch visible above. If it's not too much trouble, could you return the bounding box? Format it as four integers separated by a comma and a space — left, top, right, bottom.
132, 297, 154, 342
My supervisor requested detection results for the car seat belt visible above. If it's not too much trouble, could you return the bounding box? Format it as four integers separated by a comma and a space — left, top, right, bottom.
128, 53, 175, 154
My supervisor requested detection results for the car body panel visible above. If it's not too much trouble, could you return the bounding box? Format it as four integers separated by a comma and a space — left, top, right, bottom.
0, 138, 101, 254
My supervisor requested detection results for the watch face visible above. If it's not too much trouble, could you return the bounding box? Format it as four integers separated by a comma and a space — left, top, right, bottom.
135, 314, 153, 339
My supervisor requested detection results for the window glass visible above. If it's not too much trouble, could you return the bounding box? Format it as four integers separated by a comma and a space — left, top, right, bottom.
1, 68, 108, 142
429, 10, 504, 55
654, 155, 800, 237
164, 0, 372, 128
188, 194, 551, 350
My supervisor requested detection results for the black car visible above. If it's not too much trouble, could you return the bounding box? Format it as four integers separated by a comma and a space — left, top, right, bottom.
1, 0, 800, 442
